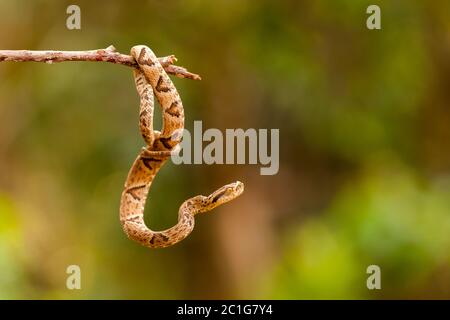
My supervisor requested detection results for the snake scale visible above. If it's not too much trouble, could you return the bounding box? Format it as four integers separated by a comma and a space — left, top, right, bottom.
119, 45, 244, 248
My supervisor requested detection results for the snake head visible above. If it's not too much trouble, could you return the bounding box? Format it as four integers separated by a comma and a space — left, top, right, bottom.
206, 181, 244, 209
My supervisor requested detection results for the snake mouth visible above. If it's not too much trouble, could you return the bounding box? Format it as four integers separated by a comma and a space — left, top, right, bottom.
210, 181, 244, 205
233, 181, 245, 196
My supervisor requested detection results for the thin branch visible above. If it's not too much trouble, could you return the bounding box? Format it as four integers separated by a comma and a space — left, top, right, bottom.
0, 45, 201, 80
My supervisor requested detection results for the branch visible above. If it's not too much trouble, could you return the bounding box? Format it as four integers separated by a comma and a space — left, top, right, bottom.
0, 45, 201, 80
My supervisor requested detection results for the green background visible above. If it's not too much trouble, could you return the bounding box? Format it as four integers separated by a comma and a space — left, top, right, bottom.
0, 0, 449, 299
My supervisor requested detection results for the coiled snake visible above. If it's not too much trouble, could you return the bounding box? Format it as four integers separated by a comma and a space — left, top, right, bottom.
119, 45, 244, 248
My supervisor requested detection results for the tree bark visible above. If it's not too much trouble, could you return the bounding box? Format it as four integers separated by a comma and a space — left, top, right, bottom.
0, 45, 201, 80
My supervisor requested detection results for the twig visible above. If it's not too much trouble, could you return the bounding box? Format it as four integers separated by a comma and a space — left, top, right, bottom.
0, 45, 201, 80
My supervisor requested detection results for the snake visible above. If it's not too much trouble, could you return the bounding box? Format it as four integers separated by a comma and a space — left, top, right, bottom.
119, 45, 244, 248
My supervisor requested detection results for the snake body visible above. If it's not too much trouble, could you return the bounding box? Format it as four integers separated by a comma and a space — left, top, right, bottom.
119, 45, 244, 248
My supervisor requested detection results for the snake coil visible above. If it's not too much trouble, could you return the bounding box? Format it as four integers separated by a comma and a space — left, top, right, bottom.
119, 45, 244, 248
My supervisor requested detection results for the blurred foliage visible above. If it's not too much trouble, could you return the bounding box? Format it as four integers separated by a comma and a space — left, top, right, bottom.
268, 160, 450, 298
0, 0, 449, 299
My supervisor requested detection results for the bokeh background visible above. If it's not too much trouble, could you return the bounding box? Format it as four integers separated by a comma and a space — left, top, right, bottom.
0, 0, 449, 299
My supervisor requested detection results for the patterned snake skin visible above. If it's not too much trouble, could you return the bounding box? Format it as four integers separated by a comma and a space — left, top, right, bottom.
119, 45, 244, 248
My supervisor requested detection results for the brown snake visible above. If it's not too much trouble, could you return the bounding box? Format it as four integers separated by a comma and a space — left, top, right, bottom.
119, 45, 244, 248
